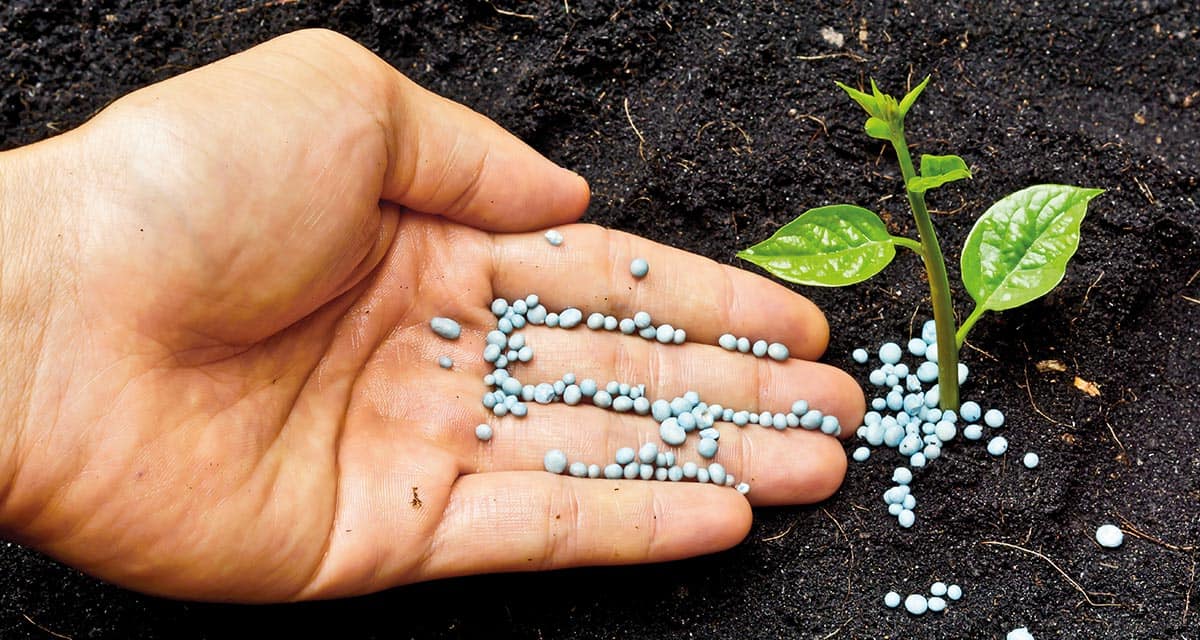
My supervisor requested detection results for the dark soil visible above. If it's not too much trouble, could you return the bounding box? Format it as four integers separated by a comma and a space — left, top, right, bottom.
3, 1, 1198, 638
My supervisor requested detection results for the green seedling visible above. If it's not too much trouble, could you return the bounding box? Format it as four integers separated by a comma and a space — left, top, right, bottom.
738, 76, 1101, 411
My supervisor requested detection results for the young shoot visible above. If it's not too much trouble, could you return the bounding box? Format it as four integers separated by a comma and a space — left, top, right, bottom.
738, 76, 1102, 411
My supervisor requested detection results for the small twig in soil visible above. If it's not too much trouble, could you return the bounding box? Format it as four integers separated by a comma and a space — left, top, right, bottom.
962, 340, 1000, 361
22, 614, 73, 640
788, 112, 828, 137
819, 618, 854, 639
761, 517, 800, 542
1113, 515, 1196, 552
623, 97, 646, 160
201, 0, 296, 21
1104, 418, 1128, 463
1132, 175, 1156, 204
488, 2, 538, 19
1182, 295, 1200, 305
980, 540, 1121, 607
1021, 366, 1073, 428
1185, 553, 1196, 623
1186, 268, 1200, 288
823, 508, 855, 599
1082, 270, 1105, 307
796, 51, 868, 62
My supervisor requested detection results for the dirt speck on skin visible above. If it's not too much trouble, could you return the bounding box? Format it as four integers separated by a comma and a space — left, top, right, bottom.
2, 1, 1199, 638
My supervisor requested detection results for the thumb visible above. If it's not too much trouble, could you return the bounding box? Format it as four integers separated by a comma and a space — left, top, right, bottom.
383, 74, 592, 230
259, 29, 591, 231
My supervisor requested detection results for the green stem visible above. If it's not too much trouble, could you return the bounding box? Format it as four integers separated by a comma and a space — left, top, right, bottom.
955, 305, 985, 349
889, 127, 961, 411
889, 235, 926, 256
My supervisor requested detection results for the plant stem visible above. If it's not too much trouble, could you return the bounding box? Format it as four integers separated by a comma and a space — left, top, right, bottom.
889, 128, 961, 411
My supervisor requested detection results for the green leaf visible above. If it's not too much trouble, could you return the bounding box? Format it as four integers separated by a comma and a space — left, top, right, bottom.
835, 81, 879, 118
737, 204, 897, 287
865, 117, 893, 140
908, 154, 972, 193
961, 185, 1104, 312
898, 75, 931, 117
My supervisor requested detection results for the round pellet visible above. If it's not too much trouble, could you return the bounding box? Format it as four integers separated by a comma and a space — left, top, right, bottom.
633, 396, 651, 415
619, 318, 636, 334
852, 348, 869, 363
623, 462, 640, 480
656, 324, 675, 343
1095, 524, 1124, 548
639, 464, 654, 480
438, 356, 453, 369
604, 315, 618, 330
852, 447, 871, 462
654, 467, 669, 481
963, 424, 984, 440
475, 424, 493, 441
736, 337, 751, 353
579, 378, 598, 397
984, 409, 1005, 427
986, 436, 1009, 456
959, 401, 982, 422
879, 342, 903, 364
1023, 452, 1040, 468
697, 438, 718, 459
696, 468, 710, 484
429, 317, 461, 340
930, 582, 947, 597
603, 463, 623, 479
633, 311, 652, 328
563, 385, 582, 405
615, 447, 636, 465
752, 340, 768, 357
708, 463, 727, 485
682, 461, 698, 478
543, 450, 567, 474
904, 594, 928, 615
767, 342, 789, 361
1006, 628, 1035, 640
568, 462, 588, 478
668, 466, 684, 482
527, 305, 547, 324
593, 390, 613, 409
638, 443, 659, 464
510, 402, 528, 417
719, 333, 738, 350
892, 467, 913, 485
946, 584, 963, 601
927, 597, 947, 612
587, 312, 605, 330
884, 591, 902, 608
558, 307, 583, 328
639, 326, 658, 339
586, 464, 601, 479
490, 298, 509, 317
544, 229, 564, 245
672, 328, 686, 344
898, 509, 916, 528
613, 396, 634, 412
907, 337, 927, 357
630, 257, 649, 278
735, 482, 750, 495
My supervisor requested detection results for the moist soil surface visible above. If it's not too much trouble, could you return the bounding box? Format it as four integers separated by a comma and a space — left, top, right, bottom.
2, 1, 1198, 638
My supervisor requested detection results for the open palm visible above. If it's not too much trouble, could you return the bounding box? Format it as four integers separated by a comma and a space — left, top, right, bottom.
0, 30, 862, 602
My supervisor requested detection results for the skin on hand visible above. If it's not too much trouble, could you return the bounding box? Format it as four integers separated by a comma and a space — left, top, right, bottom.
0, 29, 863, 602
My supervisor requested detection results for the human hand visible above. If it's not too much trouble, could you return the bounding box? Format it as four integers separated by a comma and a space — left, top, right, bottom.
0, 29, 863, 602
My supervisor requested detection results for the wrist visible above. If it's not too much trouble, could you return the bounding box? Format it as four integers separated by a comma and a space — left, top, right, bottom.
0, 138, 72, 536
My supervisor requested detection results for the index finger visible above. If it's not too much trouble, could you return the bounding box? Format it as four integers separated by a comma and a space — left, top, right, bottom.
489, 224, 830, 360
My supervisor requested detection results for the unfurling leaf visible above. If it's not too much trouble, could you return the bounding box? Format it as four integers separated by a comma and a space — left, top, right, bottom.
835, 81, 880, 118
908, 154, 972, 193
898, 75, 931, 117
961, 185, 1104, 312
738, 205, 896, 286
865, 117, 893, 140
